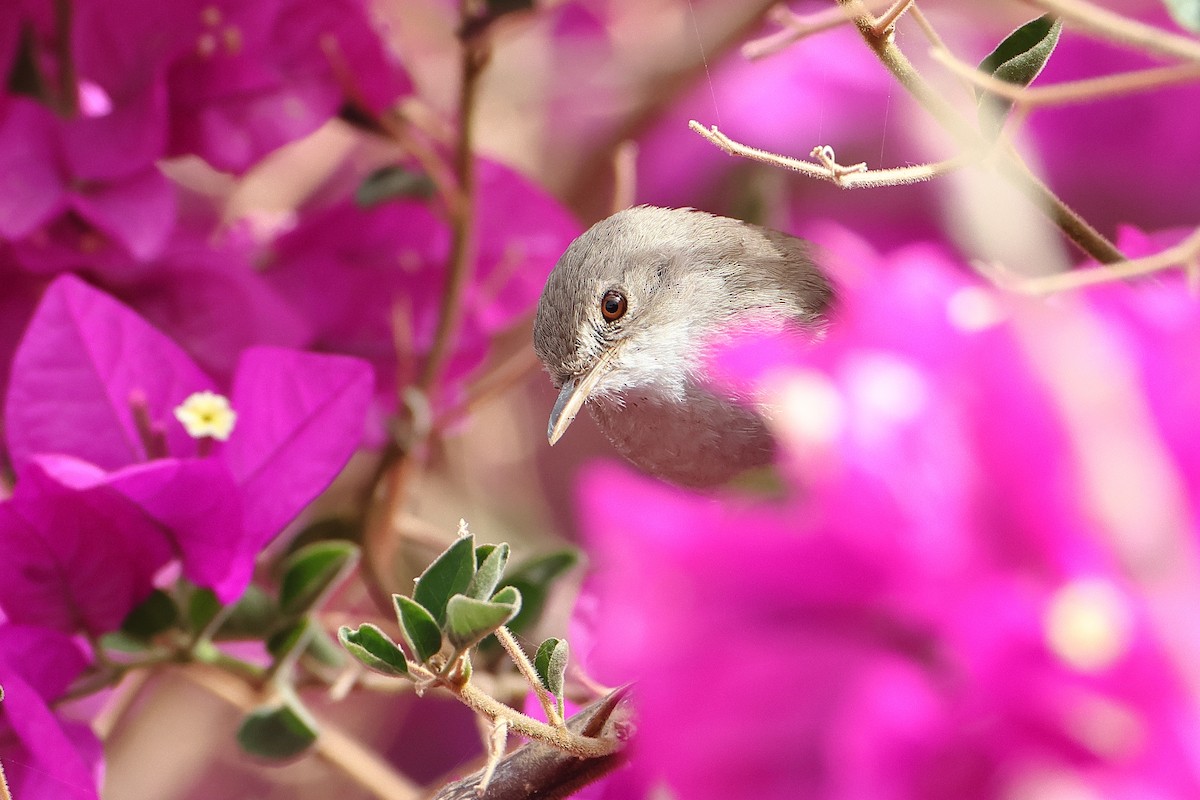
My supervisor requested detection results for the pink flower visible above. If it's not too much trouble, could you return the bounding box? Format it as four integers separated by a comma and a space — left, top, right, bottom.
1, 276, 373, 618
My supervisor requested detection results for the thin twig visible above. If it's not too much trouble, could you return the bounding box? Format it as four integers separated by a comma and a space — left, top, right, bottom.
418, 43, 488, 394
871, 0, 915, 35
567, 0, 786, 214
611, 140, 639, 214
689, 121, 970, 187
930, 48, 1200, 107
436, 346, 542, 430
1023, 0, 1200, 64
833, 0, 1125, 264
178, 664, 422, 800
495, 627, 563, 727
455, 681, 621, 758
742, 2, 876, 60
1012, 228, 1200, 295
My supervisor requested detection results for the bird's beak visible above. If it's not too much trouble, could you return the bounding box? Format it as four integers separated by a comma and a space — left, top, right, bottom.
547, 349, 617, 446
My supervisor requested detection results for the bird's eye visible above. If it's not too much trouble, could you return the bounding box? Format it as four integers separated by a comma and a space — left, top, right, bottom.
600, 290, 627, 322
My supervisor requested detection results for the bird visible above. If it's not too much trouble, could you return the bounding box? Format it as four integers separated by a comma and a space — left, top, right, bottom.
532, 206, 833, 487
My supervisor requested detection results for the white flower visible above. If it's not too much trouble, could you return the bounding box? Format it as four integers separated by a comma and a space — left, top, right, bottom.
174, 391, 237, 441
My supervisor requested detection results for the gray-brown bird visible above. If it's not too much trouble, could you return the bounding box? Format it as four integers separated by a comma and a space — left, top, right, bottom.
532, 206, 833, 487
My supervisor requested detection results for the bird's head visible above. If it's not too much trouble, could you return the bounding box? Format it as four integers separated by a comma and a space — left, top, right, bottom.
532, 206, 832, 446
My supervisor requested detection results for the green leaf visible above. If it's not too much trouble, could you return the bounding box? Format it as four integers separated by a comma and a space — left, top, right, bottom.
338, 624, 409, 677
497, 549, 580, 635
978, 15, 1063, 88
355, 166, 436, 207
976, 15, 1063, 132
474, 543, 497, 568
237, 695, 320, 760
466, 543, 509, 600
266, 618, 312, 662
304, 626, 346, 668
394, 595, 442, 664
413, 532, 476, 625
444, 591, 522, 652
186, 587, 222, 634
534, 638, 569, 697
121, 590, 178, 639
1163, 0, 1200, 32
213, 585, 279, 640
278, 541, 360, 617
490, 586, 520, 606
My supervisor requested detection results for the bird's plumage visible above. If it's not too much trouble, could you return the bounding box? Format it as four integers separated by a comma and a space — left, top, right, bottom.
532, 206, 832, 487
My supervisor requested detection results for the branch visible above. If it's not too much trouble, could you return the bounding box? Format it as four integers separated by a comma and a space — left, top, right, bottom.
833, 0, 1125, 264
494, 626, 563, 727
454, 681, 622, 759
177, 664, 421, 800
871, 0, 915, 35
689, 121, 970, 187
1009, 228, 1200, 295
742, 1, 889, 60
1023, 0, 1200, 64
431, 688, 633, 800
930, 47, 1200, 107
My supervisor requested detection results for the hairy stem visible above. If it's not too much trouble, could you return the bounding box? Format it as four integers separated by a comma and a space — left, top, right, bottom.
455, 681, 621, 758
837, 1, 1124, 264
1024, 0, 1200, 63
495, 626, 563, 727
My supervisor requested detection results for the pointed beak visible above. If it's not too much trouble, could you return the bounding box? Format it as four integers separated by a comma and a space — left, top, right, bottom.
547, 349, 617, 446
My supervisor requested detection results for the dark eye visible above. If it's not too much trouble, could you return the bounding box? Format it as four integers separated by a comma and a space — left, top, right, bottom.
600, 290, 627, 322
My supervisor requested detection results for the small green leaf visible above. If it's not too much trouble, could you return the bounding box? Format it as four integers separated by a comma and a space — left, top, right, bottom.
394, 595, 442, 664
213, 585, 279, 640
1163, 0, 1200, 32
444, 591, 522, 652
237, 695, 320, 760
279, 541, 360, 617
355, 166, 436, 207
978, 15, 1063, 88
466, 543, 509, 600
304, 626, 346, 668
976, 15, 1063, 132
266, 618, 312, 662
474, 543, 497, 568
490, 586, 521, 606
187, 587, 222, 634
338, 624, 409, 677
121, 589, 178, 639
413, 532, 476, 625
534, 638, 569, 697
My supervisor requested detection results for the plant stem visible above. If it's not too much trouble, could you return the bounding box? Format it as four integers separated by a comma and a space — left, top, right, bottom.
495, 627, 562, 727
836, 1, 1124, 264
361, 11, 491, 616
1025, 0, 1200, 63
455, 681, 621, 758
418, 37, 487, 394
179, 664, 421, 800
1013, 227, 1200, 294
